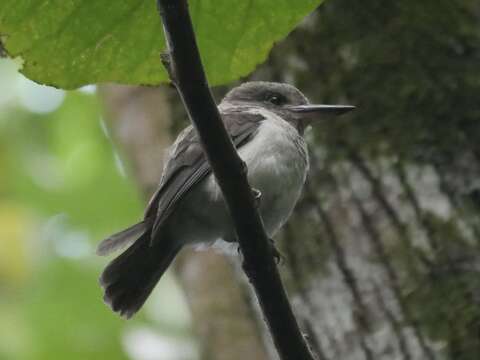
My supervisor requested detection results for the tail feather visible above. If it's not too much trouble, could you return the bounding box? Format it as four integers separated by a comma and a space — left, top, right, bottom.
99, 231, 181, 318
97, 220, 149, 256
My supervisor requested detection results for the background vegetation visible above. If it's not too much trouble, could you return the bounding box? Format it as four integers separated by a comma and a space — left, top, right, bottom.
0, 61, 194, 360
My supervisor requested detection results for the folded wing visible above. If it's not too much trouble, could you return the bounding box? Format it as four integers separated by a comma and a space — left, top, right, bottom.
147, 111, 264, 242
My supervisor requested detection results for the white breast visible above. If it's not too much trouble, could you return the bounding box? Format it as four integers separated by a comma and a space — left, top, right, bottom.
238, 108, 309, 236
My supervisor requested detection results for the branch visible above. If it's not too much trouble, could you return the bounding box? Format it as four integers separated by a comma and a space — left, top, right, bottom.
0, 40, 7, 58
156, 1, 315, 359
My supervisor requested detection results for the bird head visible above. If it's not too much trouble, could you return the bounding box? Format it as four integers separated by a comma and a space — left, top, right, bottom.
222, 81, 354, 134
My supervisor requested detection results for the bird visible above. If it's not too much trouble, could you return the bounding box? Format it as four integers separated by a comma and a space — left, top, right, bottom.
97, 81, 354, 318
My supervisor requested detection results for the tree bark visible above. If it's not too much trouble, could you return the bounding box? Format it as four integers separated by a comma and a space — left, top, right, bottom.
244, 2, 480, 358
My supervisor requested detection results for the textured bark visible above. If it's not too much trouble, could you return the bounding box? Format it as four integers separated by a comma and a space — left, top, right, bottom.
99, 84, 269, 360
242, 2, 480, 359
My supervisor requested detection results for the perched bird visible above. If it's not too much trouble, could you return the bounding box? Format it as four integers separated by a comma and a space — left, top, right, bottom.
97, 81, 354, 318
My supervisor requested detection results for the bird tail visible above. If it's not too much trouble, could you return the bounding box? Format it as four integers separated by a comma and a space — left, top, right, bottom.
99, 226, 181, 318
96, 220, 149, 256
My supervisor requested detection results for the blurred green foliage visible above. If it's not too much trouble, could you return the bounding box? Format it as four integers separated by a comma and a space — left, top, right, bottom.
0, 59, 193, 360
0, 87, 142, 236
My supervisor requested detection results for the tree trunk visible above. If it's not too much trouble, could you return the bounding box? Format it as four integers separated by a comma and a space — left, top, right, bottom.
247, 2, 480, 359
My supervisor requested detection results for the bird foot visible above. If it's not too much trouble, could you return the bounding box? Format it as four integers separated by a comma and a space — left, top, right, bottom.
269, 238, 285, 265
236, 239, 284, 266
252, 188, 262, 208
160, 52, 177, 84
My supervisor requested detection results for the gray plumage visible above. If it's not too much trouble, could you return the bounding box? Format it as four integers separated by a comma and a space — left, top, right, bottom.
97, 81, 353, 318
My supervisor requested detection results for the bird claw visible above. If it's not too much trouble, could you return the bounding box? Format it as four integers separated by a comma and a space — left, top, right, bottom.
269, 239, 285, 265
237, 239, 284, 266
252, 188, 262, 207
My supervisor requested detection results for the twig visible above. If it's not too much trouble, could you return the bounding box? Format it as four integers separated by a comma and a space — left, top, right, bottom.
0, 40, 7, 58
155, 0, 316, 359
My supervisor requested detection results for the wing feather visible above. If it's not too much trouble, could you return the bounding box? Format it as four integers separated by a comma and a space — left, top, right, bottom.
146, 111, 264, 242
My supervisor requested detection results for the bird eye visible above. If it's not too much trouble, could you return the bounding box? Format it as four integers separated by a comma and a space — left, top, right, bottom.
266, 94, 285, 106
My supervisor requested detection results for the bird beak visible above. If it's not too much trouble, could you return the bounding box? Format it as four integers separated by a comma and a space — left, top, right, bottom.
286, 104, 355, 118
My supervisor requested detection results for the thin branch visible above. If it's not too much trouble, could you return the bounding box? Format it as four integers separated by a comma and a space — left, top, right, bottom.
155, 1, 316, 359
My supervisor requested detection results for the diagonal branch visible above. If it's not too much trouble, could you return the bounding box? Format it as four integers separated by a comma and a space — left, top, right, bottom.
0, 40, 7, 58
156, 0, 316, 359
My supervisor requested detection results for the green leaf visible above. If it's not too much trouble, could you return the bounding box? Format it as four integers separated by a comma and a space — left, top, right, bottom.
0, 0, 322, 89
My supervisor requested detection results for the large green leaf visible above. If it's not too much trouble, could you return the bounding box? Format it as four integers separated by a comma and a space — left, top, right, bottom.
0, 0, 322, 89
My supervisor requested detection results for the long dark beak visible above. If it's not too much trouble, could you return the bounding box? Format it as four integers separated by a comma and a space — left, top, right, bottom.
287, 104, 355, 117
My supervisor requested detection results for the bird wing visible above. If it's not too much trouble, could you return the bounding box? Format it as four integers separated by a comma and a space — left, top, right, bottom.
146, 110, 264, 242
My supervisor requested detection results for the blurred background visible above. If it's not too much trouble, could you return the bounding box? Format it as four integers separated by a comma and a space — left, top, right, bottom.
1, 1, 480, 359
0, 59, 196, 360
